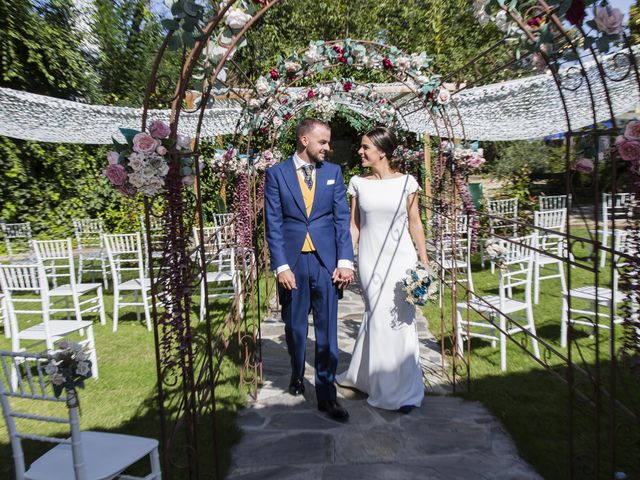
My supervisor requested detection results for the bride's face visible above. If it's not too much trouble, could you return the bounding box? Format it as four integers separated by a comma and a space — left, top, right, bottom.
358, 136, 387, 168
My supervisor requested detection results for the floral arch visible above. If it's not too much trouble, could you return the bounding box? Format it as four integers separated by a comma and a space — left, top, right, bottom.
97, 0, 640, 477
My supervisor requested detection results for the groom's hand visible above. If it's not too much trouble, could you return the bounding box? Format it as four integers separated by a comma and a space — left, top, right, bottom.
332, 268, 354, 289
277, 269, 297, 290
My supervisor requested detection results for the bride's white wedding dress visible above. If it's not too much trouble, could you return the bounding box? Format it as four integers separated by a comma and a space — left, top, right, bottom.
337, 174, 425, 410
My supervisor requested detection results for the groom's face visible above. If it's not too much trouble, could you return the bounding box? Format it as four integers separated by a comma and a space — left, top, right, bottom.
302, 126, 331, 163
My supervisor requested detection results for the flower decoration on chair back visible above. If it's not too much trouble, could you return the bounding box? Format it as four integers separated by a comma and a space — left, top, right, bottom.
45, 341, 92, 402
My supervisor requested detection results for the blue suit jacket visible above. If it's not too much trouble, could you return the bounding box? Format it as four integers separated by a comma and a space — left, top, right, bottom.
264, 157, 354, 273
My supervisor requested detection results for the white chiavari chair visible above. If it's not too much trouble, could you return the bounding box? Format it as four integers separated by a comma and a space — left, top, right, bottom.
1, 222, 34, 261
599, 192, 635, 268
533, 209, 568, 304
73, 218, 109, 289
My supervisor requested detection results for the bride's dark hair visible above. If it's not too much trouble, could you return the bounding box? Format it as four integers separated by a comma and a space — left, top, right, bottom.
364, 127, 403, 172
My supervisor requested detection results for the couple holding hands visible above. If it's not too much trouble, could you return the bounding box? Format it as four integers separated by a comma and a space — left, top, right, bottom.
265, 118, 429, 422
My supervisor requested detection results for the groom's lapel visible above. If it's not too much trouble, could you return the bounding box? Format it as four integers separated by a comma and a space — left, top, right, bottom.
282, 157, 308, 218
310, 161, 329, 220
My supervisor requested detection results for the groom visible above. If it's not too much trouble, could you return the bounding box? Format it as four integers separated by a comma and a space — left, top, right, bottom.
264, 118, 354, 422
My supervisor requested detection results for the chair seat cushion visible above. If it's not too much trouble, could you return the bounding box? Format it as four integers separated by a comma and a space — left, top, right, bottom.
17, 320, 93, 340
26, 431, 158, 480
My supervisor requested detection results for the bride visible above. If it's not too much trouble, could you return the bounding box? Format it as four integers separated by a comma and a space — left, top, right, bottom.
337, 127, 429, 412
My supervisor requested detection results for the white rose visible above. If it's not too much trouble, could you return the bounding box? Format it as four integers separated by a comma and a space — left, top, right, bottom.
129, 172, 146, 188
129, 156, 146, 171
436, 86, 451, 105
208, 44, 235, 64
396, 56, 411, 71
303, 45, 323, 64
255, 76, 270, 96
318, 85, 332, 98
224, 7, 252, 30
75, 351, 88, 362
51, 373, 65, 386
284, 61, 301, 74
594, 6, 624, 36
272, 116, 283, 128
416, 75, 430, 85
248, 98, 261, 109
76, 361, 90, 376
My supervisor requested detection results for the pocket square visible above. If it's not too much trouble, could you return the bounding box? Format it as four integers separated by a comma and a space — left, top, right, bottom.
327, 179, 335, 185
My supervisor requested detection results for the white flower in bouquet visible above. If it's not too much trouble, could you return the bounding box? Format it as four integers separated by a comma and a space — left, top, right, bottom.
44, 362, 58, 375
76, 361, 90, 376
485, 238, 509, 270
395, 56, 411, 71
402, 262, 437, 306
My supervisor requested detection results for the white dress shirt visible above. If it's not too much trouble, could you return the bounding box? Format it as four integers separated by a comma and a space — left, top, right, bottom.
275, 152, 354, 274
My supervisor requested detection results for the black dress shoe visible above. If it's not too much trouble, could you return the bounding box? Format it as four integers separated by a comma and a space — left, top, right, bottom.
397, 405, 414, 415
288, 378, 305, 396
318, 400, 349, 423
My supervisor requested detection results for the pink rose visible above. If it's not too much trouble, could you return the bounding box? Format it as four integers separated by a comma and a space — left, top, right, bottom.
532, 52, 546, 73
467, 155, 485, 169
156, 145, 167, 156
436, 86, 451, 105
107, 151, 119, 165
624, 120, 640, 140
133, 133, 160, 155
148, 120, 171, 139
617, 137, 640, 161
573, 158, 594, 173
594, 6, 624, 36
104, 164, 128, 186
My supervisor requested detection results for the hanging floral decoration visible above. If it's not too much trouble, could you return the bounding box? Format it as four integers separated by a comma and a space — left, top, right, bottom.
241, 39, 447, 135
615, 120, 640, 187
475, 0, 626, 69
105, 120, 194, 198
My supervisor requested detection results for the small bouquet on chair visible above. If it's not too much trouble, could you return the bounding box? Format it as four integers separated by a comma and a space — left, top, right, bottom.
485, 238, 509, 271
402, 262, 437, 306
45, 341, 92, 403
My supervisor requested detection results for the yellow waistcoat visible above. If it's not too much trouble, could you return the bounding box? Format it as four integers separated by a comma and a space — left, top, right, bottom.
297, 171, 316, 252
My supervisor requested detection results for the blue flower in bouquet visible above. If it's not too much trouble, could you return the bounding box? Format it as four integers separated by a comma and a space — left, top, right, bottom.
402, 262, 437, 306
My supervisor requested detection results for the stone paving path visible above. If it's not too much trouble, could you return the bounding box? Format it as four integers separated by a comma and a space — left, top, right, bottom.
228, 287, 541, 479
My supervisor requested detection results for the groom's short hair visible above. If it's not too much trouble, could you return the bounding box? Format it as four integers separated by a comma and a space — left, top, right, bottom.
296, 118, 330, 140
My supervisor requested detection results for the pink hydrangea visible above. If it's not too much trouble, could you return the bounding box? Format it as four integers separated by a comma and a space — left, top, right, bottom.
133, 133, 160, 155
104, 164, 128, 186
148, 120, 171, 139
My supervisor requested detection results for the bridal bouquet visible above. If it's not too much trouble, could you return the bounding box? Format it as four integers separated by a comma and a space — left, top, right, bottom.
485, 238, 509, 271
402, 262, 437, 306
45, 341, 92, 400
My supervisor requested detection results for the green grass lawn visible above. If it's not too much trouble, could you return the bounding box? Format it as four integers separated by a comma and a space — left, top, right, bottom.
0, 278, 252, 479
423, 237, 640, 479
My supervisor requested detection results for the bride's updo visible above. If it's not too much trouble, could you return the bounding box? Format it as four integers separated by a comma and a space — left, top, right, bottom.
364, 127, 404, 172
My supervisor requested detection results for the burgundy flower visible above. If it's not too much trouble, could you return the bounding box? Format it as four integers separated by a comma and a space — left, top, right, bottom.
284, 112, 292, 121
565, 0, 586, 26
307, 89, 315, 98
343, 82, 353, 92
333, 45, 343, 55
269, 68, 279, 80
382, 58, 393, 70
338, 56, 347, 64
253, 0, 268, 5
527, 15, 543, 27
